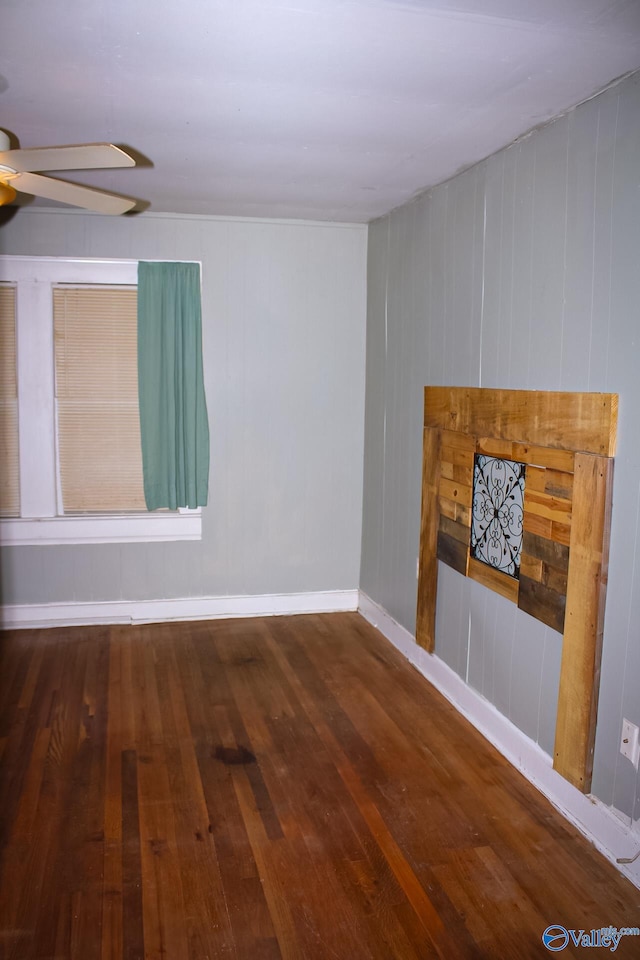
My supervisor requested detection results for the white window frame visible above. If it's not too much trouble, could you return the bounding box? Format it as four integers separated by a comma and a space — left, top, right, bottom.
0, 256, 202, 545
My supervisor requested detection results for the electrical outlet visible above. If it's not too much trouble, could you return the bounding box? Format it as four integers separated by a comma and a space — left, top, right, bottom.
620, 719, 640, 768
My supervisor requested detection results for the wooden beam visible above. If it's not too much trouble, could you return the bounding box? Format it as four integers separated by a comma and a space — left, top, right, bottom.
437, 530, 468, 576
416, 427, 441, 652
553, 454, 614, 792
518, 577, 566, 633
467, 557, 518, 604
425, 388, 617, 457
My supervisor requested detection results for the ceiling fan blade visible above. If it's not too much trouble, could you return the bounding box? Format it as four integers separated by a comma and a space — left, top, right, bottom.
0, 143, 135, 173
15, 172, 136, 215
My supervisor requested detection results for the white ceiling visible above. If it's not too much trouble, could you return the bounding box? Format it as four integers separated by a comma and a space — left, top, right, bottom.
2, 0, 640, 222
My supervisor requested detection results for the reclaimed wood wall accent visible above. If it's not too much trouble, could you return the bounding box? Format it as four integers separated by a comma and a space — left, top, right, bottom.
416, 387, 617, 792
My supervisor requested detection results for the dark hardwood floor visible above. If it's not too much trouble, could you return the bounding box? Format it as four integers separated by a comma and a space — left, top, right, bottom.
0, 612, 638, 959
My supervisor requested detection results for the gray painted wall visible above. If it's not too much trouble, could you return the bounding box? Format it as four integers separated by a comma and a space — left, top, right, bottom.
0, 210, 367, 604
361, 72, 640, 822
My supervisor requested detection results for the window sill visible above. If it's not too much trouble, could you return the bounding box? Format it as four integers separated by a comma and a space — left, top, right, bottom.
0, 511, 202, 546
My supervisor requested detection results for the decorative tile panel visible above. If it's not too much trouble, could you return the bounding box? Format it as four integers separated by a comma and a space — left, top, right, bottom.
470, 455, 525, 579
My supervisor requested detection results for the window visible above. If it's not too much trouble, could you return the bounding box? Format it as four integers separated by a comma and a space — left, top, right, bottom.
54, 285, 146, 512
0, 257, 201, 544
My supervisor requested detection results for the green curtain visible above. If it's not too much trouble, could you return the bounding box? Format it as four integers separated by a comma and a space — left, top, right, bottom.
137, 261, 210, 510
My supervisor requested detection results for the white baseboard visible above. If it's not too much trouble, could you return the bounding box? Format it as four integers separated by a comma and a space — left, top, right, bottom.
1, 589, 359, 630
357, 591, 640, 890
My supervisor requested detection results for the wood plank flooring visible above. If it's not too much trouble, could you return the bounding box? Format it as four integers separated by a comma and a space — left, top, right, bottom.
0, 612, 638, 959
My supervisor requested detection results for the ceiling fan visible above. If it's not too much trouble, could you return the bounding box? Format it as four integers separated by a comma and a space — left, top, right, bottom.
0, 130, 137, 214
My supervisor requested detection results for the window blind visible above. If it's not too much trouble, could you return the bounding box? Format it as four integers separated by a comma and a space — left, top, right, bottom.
53, 286, 147, 512
0, 284, 19, 517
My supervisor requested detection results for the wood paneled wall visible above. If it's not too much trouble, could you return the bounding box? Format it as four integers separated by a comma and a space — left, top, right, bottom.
361, 72, 640, 820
